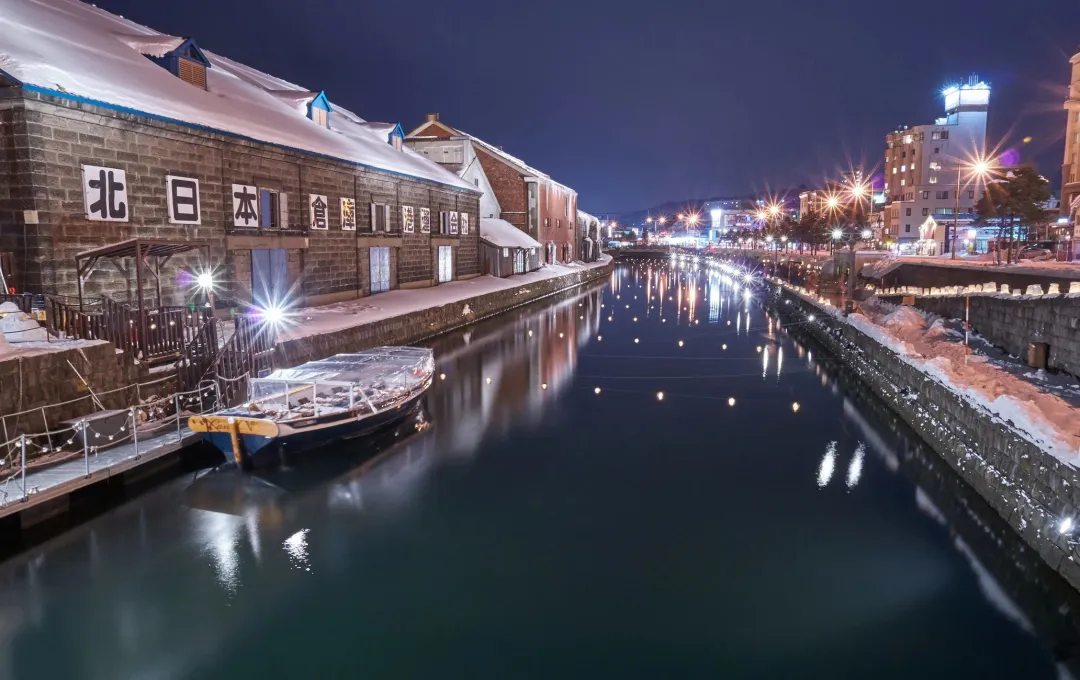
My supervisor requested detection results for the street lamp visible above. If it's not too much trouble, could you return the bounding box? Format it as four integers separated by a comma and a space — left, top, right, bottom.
951, 156, 994, 259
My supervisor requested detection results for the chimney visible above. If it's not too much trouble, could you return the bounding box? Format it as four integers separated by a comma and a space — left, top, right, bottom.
425, 112, 439, 122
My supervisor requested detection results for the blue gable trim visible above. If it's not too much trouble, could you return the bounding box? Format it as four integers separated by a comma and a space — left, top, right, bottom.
388, 122, 405, 140
171, 39, 211, 68
309, 91, 332, 112
20, 84, 481, 195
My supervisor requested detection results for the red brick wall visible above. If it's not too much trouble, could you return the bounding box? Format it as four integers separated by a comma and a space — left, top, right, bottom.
411, 121, 455, 139
538, 181, 577, 263
474, 146, 529, 231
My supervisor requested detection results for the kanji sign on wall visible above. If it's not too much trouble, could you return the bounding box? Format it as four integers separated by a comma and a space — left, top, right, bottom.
232, 184, 258, 227
460, 212, 469, 235
340, 197, 356, 231
420, 207, 431, 234
449, 211, 459, 235
309, 194, 328, 230
166, 175, 201, 225
82, 165, 128, 222
402, 205, 415, 233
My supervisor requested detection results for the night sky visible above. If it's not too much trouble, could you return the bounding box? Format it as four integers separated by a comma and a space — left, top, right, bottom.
98, 0, 1080, 213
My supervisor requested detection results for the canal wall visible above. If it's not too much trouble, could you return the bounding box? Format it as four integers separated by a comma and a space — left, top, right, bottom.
861, 260, 1080, 293
772, 283, 1080, 592
879, 292, 1080, 380
275, 260, 613, 367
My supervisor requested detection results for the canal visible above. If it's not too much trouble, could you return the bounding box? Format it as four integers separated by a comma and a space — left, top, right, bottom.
1, 256, 1078, 679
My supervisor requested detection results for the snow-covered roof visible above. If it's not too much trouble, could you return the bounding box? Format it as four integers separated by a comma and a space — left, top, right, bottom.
0, 0, 476, 193
480, 218, 541, 250
359, 122, 402, 139
409, 119, 575, 194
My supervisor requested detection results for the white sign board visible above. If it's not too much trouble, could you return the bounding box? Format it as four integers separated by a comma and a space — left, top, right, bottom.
82, 165, 128, 222
232, 184, 258, 227
309, 194, 328, 230
166, 175, 201, 225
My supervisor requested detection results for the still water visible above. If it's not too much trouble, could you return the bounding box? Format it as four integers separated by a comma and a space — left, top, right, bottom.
2, 258, 1079, 679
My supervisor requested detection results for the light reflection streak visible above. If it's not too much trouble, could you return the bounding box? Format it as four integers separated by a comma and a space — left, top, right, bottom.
846, 443, 865, 489
284, 529, 311, 572
817, 441, 837, 488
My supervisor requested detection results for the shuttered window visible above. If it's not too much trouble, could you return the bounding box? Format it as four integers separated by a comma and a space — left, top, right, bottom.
177, 58, 206, 89
311, 107, 329, 128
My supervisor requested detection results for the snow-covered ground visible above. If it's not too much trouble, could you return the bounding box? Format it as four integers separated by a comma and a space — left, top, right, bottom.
0, 302, 102, 359
863, 254, 1080, 278
277, 257, 611, 342
847, 297, 1080, 463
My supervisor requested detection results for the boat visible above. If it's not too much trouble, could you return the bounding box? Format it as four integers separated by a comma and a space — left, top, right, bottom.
189, 346, 434, 468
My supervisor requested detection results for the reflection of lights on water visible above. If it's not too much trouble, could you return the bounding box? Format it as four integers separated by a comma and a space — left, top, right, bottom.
634, 338, 640, 344
485, 377, 491, 385
559, 332, 564, 338
284, 529, 311, 572
721, 344, 727, 350
528, 330, 533, 337
817, 442, 838, 488
678, 340, 684, 347
728, 397, 735, 406
847, 443, 865, 489
541, 383, 548, 390
633, 317, 638, 322
777, 346, 783, 377
762, 346, 769, 377
755, 346, 762, 353
439, 373, 446, 380
597, 336, 602, 341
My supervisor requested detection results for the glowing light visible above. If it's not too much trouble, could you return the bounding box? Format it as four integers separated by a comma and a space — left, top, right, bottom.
743, 290, 751, 302
721, 344, 727, 350
831, 229, 842, 240
657, 391, 664, 401
634, 338, 640, 344
727, 397, 735, 406
847, 443, 865, 489
597, 335, 602, 341
594, 387, 602, 395
1060, 517, 1074, 535
817, 442, 837, 488
861, 229, 872, 239
807, 315, 816, 322
756, 346, 762, 353
485, 377, 492, 385
541, 383, 548, 390
633, 317, 638, 322
196, 271, 214, 290
259, 304, 286, 326
439, 373, 446, 380
791, 402, 800, 413
678, 340, 684, 347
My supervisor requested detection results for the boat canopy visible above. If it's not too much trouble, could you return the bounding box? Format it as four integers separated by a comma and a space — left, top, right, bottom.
258, 347, 433, 385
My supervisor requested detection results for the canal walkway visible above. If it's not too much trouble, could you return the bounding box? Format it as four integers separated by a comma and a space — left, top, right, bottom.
0, 423, 200, 521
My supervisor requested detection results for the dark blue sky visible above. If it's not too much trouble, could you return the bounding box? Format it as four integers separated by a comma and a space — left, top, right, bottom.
99, 0, 1080, 213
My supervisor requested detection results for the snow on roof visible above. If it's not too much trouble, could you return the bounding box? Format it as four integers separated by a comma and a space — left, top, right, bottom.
0, 0, 476, 193
480, 218, 542, 249
412, 119, 575, 194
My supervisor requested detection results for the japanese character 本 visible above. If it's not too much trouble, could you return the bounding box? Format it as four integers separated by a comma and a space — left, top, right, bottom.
232, 184, 258, 227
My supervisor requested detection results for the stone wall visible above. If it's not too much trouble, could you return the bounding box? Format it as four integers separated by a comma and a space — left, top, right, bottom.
888, 293, 1080, 380
0, 342, 145, 438
0, 90, 480, 306
864, 261, 1080, 293
276, 262, 612, 367
774, 288, 1080, 591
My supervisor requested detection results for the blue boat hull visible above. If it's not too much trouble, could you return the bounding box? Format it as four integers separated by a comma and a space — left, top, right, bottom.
202, 393, 426, 468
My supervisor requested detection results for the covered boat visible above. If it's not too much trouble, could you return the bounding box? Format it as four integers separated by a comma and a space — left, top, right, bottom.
189, 346, 434, 468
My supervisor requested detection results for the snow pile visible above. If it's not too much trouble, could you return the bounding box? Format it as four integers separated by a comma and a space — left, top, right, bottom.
480, 218, 541, 249
860, 257, 901, 280
0, 303, 48, 342
851, 298, 1080, 462
0, 0, 474, 192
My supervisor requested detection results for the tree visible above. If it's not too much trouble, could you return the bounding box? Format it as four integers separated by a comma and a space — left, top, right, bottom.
974, 166, 1050, 264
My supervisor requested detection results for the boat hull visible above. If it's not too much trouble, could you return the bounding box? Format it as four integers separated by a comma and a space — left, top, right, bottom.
200, 392, 426, 468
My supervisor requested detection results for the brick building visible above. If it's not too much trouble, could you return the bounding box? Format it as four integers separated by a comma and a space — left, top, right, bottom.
0, 0, 480, 311
406, 114, 579, 264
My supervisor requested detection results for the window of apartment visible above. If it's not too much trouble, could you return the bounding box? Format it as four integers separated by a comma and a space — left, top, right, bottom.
900, 165, 906, 172
922, 208, 929, 216
258, 189, 283, 228
922, 191, 930, 199
967, 190, 975, 199
934, 207, 954, 216
905, 224, 911, 233
936, 191, 949, 200
919, 132, 925, 141
940, 130, 949, 140
929, 176, 938, 185
900, 179, 905, 186
544, 217, 550, 229
932, 131, 941, 140
556, 218, 562, 229
177, 58, 207, 89
905, 207, 911, 216
933, 147, 940, 154
929, 161, 941, 170
901, 151, 906, 158
892, 168, 897, 175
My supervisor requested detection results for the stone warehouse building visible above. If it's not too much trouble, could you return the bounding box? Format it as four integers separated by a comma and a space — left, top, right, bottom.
0, 0, 481, 310
405, 114, 579, 264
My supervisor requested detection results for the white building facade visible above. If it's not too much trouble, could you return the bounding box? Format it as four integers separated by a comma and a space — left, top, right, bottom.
883, 79, 990, 255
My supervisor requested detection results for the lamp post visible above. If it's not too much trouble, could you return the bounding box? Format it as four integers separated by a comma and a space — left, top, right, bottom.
951, 157, 992, 259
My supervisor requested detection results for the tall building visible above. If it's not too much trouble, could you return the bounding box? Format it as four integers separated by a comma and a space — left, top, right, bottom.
883, 78, 990, 254
1062, 48, 1080, 232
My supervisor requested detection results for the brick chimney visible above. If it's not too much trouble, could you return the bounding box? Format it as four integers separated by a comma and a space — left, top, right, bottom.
425, 112, 439, 122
